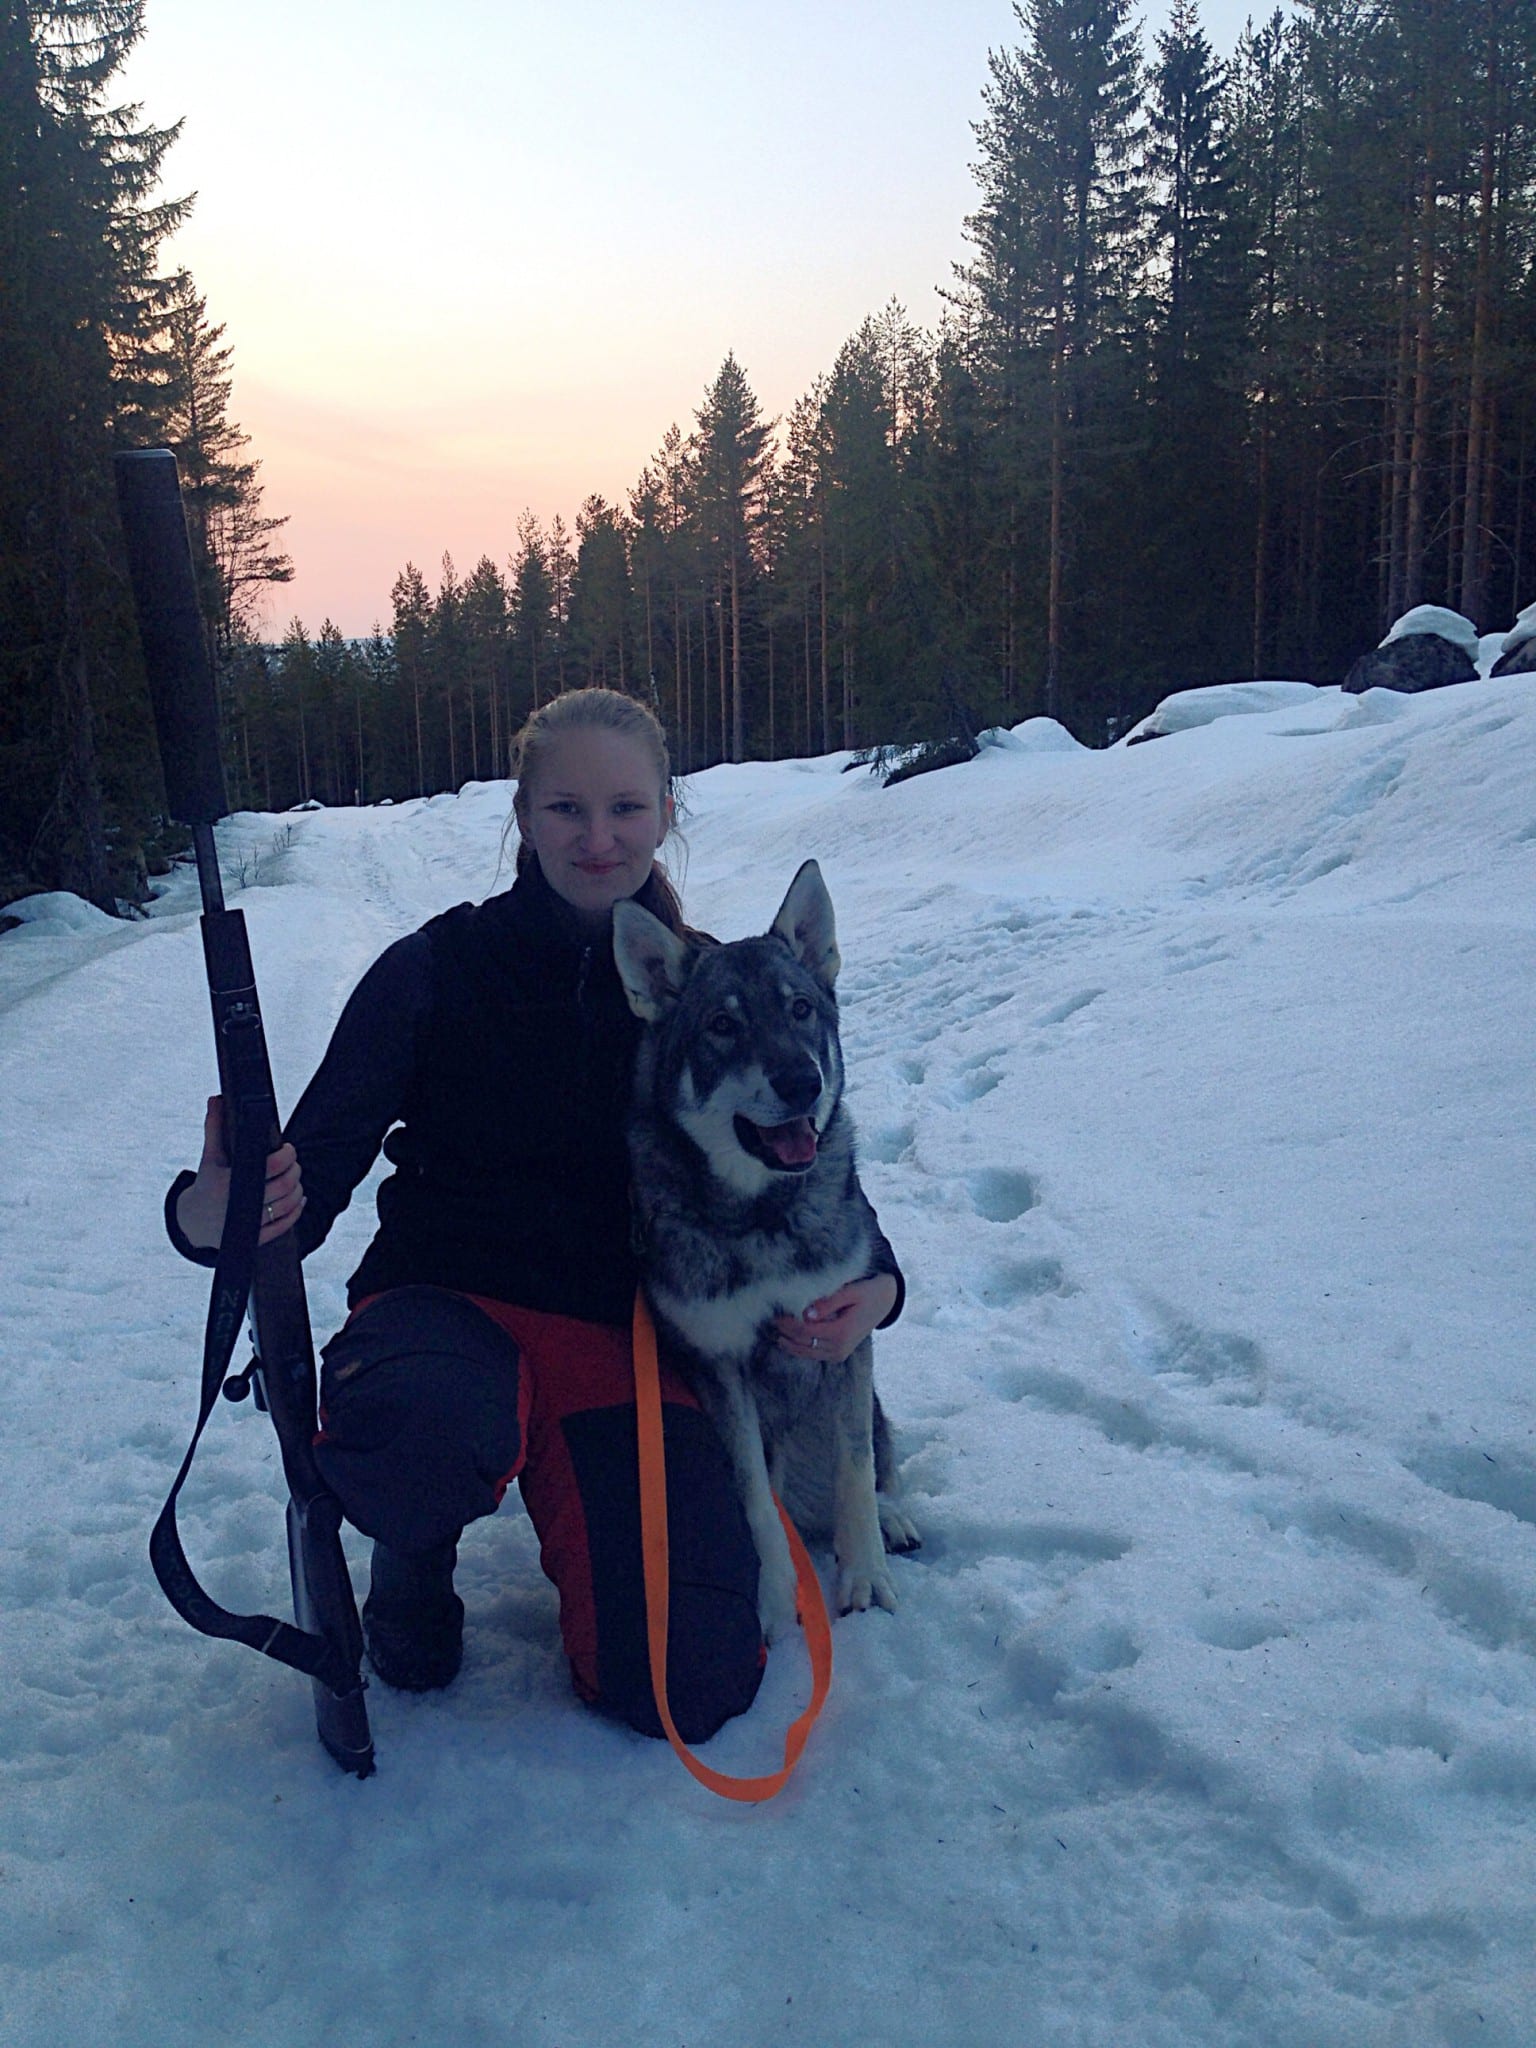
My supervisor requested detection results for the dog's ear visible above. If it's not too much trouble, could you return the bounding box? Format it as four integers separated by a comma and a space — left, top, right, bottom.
612, 899, 692, 1020
770, 859, 840, 988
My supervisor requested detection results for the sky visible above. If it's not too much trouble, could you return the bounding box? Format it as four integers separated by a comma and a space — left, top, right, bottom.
120, 0, 1289, 637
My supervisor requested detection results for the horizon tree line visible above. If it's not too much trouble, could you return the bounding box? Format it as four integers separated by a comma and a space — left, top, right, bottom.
236, 0, 1536, 816
5, 0, 1536, 883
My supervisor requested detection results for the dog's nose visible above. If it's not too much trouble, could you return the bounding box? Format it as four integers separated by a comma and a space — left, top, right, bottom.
769, 1062, 822, 1116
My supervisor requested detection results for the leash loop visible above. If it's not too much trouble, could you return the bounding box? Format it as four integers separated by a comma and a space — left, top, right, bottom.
632, 1293, 833, 1802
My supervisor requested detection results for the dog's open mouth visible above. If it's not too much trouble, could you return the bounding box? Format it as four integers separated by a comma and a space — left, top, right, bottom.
735, 1114, 819, 1172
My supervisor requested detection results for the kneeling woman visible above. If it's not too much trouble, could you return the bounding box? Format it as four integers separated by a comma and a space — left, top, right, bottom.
167, 687, 901, 1742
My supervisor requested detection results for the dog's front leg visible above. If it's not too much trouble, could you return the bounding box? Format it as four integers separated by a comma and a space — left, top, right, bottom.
701, 1372, 799, 1645
832, 1340, 899, 1615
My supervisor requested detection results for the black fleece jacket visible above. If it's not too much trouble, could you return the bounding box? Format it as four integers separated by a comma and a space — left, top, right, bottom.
167, 859, 903, 1331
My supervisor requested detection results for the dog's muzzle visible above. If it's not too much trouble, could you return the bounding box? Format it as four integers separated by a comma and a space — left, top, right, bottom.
734, 1114, 819, 1172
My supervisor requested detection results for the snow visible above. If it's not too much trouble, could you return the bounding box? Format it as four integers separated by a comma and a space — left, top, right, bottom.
3, 674, 1535, 2045
981, 717, 1089, 754
1, 890, 121, 934
1380, 606, 1480, 656
1500, 603, 1536, 661
1121, 679, 1322, 743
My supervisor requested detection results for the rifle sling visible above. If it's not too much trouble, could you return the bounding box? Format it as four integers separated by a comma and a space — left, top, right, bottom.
149, 1120, 355, 1700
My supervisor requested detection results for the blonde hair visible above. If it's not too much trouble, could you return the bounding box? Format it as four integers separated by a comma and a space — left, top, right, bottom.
508, 688, 689, 932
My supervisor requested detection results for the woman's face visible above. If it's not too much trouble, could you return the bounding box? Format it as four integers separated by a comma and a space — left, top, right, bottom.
517, 728, 670, 922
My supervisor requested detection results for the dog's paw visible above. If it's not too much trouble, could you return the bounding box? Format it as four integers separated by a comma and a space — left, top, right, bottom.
836, 1557, 899, 1617
879, 1498, 922, 1554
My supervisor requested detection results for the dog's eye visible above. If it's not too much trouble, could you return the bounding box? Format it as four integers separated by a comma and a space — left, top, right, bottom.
707, 1011, 737, 1037
790, 996, 813, 1021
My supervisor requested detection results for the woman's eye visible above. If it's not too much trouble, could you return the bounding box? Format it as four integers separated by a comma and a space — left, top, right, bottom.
707, 1012, 737, 1037
790, 996, 813, 1021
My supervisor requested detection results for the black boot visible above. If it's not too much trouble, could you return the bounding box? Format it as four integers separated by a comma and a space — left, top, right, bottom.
362, 1539, 465, 1691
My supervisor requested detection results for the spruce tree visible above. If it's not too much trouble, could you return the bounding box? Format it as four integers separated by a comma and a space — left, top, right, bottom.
509, 512, 553, 717
1, 0, 184, 903
692, 355, 771, 760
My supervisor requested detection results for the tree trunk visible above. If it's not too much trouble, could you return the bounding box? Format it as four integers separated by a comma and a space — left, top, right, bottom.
1046, 327, 1066, 724
54, 529, 114, 909
1403, 52, 1440, 610
818, 527, 831, 753
1385, 232, 1412, 623
1458, 0, 1500, 622
730, 545, 743, 761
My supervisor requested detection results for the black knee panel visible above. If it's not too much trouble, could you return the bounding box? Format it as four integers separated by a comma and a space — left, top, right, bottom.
315, 1287, 522, 1553
562, 1402, 764, 1743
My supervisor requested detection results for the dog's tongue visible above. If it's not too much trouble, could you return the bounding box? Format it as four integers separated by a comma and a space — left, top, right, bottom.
760, 1117, 818, 1167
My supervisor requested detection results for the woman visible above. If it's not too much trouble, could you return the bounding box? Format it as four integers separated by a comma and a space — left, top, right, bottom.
167, 688, 901, 1744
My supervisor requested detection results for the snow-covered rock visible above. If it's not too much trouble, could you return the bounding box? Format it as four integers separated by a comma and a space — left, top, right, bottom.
980, 717, 1087, 754
1380, 603, 1480, 655
0, 890, 117, 934
1122, 679, 1319, 744
1491, 601, 1536, 679
1344, 626, 1477, 695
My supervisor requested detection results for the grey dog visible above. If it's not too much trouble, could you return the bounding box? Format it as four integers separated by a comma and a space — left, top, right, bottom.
612, 860, 919, 1644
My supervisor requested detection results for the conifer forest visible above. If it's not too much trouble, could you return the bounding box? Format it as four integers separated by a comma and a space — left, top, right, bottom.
4, 0, 1535, 907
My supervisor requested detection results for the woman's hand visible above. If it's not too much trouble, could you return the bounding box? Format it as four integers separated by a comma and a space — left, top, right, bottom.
773, 1271, 898, 1364
174, 1095, 306, 1251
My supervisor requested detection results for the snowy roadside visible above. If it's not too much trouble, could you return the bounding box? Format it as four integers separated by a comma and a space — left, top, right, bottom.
2, 676, 1534, 2047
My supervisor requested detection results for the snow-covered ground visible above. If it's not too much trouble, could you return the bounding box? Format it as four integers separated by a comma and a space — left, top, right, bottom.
2, 675, 1534, 2047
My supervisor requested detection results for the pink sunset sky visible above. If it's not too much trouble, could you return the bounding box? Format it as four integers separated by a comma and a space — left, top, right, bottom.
123, 0, 1280, 638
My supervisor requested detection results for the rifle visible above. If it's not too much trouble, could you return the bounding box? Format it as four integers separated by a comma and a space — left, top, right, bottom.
115, 449, 375, 1778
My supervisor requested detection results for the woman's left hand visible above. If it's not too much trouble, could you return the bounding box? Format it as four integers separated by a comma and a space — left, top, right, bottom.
773, 1272, 899, 1363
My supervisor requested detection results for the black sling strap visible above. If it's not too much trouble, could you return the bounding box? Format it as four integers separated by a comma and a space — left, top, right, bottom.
149, 1116, 353, 1697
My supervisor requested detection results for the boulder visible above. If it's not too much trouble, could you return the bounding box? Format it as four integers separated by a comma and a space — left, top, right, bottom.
1491, 602, 1536, 679
1342, 632, 1476, 696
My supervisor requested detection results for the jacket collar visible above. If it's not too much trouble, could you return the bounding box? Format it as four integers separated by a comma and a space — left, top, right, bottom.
506, 855, 673, 973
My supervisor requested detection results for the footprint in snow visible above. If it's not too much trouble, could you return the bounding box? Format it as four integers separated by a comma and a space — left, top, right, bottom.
969, 1255, 1074, 1307
1403, 1444, 1536, 1530
946, 1059, 1003, 1105
1032, 987, 1103, 1027
965, 1167, 1039, 1223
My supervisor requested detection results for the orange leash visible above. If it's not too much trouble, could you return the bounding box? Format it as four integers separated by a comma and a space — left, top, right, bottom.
632, 1292, 833, 1801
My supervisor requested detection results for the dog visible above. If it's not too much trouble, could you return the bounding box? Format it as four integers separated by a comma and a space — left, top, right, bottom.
612, 859, 919, 1645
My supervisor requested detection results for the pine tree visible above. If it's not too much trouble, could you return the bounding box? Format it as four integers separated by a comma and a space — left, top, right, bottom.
389, 562, 432, 793
154, 271, 292, 658
509, 511, 553, 717
546, 514, 575, 691
1, 0, 185, 903
566, 495, 633, 689
954, 0, 1145, 726
1138, 0, 1253, 684
692, 355, 772, 760
461, 555, 510, 778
